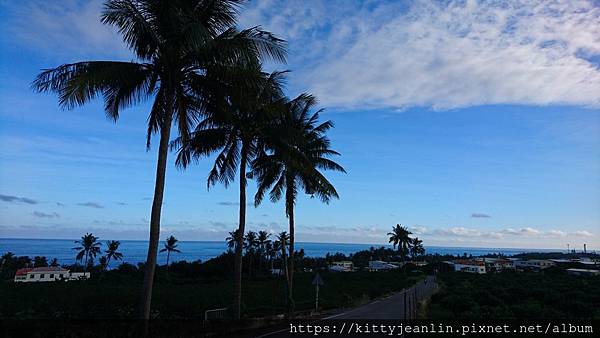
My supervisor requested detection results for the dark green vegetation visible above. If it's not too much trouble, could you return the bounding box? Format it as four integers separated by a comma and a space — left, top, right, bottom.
0, 270, 423, 319
428, 271, 600, 319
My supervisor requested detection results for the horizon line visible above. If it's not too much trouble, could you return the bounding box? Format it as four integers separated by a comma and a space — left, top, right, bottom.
2, 237, 595, 252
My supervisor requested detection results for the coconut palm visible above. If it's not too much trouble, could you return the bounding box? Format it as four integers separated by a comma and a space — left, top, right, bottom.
275, 231, 290, 281
387, 224, 413, 268
244, 230, 258, 275
32, 0, 286, 320
73, 233, 102, 270
49, 258, 60, 267
159, 235, 181, 269
410, 237, 425, 259
174, 66, 287, 319
257, 230, 271, 270
251, 93, 345, 313
105, 240, 124, 267
226, 229, 242, 253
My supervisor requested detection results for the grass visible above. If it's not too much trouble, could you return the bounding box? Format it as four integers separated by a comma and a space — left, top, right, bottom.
0, 270, 424, 319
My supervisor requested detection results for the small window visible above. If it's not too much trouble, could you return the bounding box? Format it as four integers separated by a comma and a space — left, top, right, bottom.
50, 274, 54, 278
29, 274, 34, 279
40, 274, 45, 278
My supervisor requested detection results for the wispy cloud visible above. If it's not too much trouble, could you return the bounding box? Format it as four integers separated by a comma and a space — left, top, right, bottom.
3, 0, 130, 59
574, 230, 594, 237
76, 202, 104, 209
242, 0, 600, 110
0, 194, 37, 204
32, 211, 60, 219
471, 213, 491, 218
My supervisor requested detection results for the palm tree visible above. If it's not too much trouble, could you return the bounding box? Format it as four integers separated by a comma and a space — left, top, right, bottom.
49, 258, 60, 267
251, 93, 345, 313
160, 235, 181, 270
257, 230, 271, 271
387, 224, 413, 268
174, 66, 287, 319
275, 231, 290, 281
410, 237, 425, 259
244, 231, 259, 276
73, 233, 102, 270
32, 0, 286, 320
226, 229, 242, 253
105, 240, 124, 268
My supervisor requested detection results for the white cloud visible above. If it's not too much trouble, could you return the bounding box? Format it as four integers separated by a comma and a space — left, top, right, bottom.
573, 230, 594, 237
547, 229, 567, 237
242, 0, 600, 110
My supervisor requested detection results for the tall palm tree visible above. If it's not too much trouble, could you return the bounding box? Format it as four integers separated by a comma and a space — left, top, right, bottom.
105, 240, 124, 267
160, 235, 181, 269
275, 231, 290, 281
73, 233, 102, 270
244, 230, 258, 276
387, 224, 413, 268
257, 230, 271, 270
251, 93, 345, 313
226, 229, 242, 253
32, 0, 286, 320
410, 237, 425, 259
174, 66, 287, 319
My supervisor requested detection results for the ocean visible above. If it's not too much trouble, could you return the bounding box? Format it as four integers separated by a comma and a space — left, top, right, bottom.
0, 238, 564, 268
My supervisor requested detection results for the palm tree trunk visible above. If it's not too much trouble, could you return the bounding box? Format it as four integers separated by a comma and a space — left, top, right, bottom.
167, 251, 171, 270
286, 183, 295, 316
233, 141, 249, 320
139, 115, 172, 320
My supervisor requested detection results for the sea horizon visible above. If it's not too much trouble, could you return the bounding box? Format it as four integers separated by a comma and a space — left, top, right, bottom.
2, 237, 587, 269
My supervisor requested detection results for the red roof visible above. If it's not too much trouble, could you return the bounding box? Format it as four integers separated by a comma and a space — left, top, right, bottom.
15, 268, 32, 276
454, 259, 485, 266
30, 267, 68, 272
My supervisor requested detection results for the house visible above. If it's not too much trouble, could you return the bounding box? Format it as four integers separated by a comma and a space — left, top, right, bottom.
14, 267, 90, 282
368, 260, 399, 271
514, 259, 555, 271
483, 258, 515, 272
566, 268, 600, 277
329, 261, 353, 272
453, 259, 486, 274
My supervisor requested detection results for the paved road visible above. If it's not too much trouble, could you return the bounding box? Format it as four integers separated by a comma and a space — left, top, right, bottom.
326, 275, 438, 320
254, 276, 438, 337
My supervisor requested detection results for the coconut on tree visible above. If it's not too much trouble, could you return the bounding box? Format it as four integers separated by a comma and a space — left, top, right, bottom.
32, 0, 286, 320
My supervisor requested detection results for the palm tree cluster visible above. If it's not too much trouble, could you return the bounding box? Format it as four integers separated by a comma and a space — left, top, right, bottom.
72, 233, 123, 271
387, 224, 426, 267
225, 230, 298, 278
33, 0, 343, 320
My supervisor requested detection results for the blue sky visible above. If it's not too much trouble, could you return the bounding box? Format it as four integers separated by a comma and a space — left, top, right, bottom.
0, 0, 599, 249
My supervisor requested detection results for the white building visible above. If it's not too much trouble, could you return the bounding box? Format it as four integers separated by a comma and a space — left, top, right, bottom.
483, 258, 515, 272
514, 259, 555, 270
329, 261, 353, 272
453, 259, 486, 274
368, 260, 399, 271
14, 267, 90, 282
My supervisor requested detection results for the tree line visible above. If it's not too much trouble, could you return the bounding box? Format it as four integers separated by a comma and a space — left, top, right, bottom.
32, 0, 344, 320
